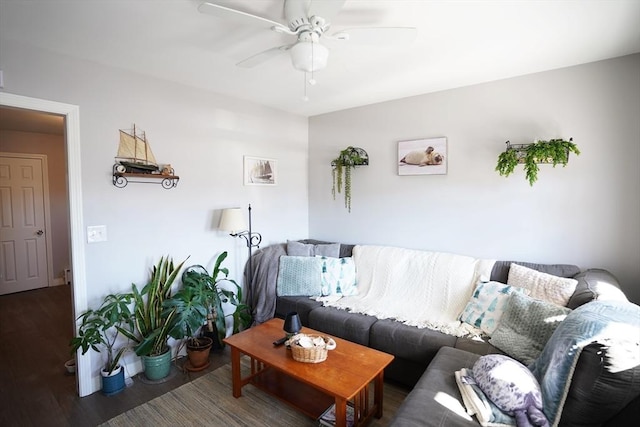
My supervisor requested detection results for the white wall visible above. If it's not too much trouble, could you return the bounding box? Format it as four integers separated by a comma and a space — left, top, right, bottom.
0, 38, 309, 392
309, 54, 640, 304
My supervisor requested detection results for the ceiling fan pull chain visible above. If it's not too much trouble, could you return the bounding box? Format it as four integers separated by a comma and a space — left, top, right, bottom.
303, 72, 309, 102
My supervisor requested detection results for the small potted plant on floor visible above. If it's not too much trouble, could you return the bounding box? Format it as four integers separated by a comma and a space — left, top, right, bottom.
127, 256, 187, 381
70, 292, 134, 396
180, 251, 252, 350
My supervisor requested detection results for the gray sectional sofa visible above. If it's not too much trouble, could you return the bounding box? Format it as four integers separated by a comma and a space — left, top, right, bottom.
244, 241, 640, 426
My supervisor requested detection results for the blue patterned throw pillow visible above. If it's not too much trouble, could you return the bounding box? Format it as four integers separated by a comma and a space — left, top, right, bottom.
459, 281, 526, 335
317, 256, 357, 296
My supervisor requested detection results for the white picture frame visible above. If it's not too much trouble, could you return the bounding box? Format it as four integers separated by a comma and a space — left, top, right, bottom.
398, 137, 447, 176
244, 156, 277, 186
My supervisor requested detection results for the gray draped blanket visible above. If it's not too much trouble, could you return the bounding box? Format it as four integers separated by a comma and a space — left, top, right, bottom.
243, 243, 287, 325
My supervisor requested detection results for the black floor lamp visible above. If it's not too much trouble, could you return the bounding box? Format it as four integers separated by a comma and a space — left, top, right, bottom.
218, 204, 262, 287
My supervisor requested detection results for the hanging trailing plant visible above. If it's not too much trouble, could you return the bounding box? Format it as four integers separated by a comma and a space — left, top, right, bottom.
496, 138, 580, 186
331, 146, 368, 212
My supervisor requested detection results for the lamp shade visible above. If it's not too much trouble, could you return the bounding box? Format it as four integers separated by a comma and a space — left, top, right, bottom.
290, 41, 329, 73
219, 208, 247, 234
283, 312, 302, 335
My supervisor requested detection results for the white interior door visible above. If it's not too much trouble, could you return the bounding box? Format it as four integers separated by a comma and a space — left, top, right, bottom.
0, 154, 50, 294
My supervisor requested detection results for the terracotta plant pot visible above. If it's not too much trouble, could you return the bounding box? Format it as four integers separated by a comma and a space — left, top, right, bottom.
186, 337, 213, 371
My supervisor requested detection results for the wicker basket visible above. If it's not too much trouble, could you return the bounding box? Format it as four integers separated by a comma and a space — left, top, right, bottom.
289, 334, 336, 363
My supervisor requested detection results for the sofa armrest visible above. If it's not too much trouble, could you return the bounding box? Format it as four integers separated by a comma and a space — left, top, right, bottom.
567, 269, 627, 309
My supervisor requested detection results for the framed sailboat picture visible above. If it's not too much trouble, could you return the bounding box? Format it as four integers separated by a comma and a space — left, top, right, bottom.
244, 156, 277, 186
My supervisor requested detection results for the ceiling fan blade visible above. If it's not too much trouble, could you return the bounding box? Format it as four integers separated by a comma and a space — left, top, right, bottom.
198, 2, 290, 33
236, 44, 294, 68
307, 0, 346, 20
330, 27, 417, 45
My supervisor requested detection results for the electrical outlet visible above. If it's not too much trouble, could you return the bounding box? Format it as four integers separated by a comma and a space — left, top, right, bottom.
87, 225, 107, 243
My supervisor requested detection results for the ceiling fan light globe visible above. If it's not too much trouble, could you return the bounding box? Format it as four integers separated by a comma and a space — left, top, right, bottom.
290, 41, 329, 72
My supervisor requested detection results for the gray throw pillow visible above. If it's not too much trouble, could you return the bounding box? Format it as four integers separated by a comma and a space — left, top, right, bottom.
286, 240, 340, 258
490, 292, 571, 365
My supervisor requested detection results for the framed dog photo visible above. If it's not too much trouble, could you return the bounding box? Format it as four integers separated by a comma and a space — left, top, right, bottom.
398, 137, 447, 176
244, 156, 277, 185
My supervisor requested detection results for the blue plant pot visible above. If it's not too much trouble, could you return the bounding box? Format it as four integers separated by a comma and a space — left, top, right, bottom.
101, 365, 125, 396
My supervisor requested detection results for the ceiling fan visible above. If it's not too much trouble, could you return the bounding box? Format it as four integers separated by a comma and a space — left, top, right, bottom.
198, 0, 417, 74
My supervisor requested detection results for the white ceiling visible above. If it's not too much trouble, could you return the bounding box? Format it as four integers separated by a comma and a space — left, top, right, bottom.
1, 0, 639, 117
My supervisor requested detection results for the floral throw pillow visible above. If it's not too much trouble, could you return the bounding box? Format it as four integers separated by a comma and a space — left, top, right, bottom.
459, 281, 526, 335
472, 354, 549, 427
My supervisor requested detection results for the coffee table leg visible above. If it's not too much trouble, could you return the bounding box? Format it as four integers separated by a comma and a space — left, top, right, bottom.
334, 397, 347, 427
230, 347, 242, 398
374, 371, 384, 418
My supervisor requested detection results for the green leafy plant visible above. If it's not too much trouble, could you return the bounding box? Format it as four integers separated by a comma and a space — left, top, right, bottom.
70, 292, 134, 375
165, 275, 209, 348
331, 146, 368, 212
496, 138, 580, 186
126, 256, 188, 357
180, 251, 252, 347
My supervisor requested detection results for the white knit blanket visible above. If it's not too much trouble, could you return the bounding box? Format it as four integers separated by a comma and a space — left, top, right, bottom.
323, 245, 496, 337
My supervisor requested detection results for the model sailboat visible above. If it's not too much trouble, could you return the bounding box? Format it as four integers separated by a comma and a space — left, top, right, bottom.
115, 124, 159, 173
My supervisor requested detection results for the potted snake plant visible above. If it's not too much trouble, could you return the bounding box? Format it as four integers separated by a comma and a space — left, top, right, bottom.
125, 256, 187, 381
70, 292, 134, 395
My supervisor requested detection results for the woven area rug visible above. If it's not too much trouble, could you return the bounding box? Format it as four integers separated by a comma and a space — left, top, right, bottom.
100, 362, 408, 426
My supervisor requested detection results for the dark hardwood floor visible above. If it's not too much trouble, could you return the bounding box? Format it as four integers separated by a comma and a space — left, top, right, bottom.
0, 285, 231, 426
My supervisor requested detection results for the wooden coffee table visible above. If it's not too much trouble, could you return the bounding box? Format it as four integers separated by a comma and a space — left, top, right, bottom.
223, 318, 394, 427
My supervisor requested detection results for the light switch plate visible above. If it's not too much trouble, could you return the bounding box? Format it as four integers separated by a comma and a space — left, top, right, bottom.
87, 225, 107, 243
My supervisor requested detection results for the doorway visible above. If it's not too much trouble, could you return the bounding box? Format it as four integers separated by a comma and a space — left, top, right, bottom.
0, 92, 90, 396
0, 152, 54, 294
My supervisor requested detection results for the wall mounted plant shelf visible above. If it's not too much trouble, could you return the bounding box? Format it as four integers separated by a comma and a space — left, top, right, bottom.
331, 146, 369, 212
496, 138, 580, 186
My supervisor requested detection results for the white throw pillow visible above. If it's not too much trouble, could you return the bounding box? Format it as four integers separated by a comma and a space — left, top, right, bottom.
507, 263, 578, 306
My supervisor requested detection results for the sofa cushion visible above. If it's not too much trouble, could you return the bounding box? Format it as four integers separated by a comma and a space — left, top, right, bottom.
274, 296, 323, 326
567, 269, 628, 309
454, 336, 502, 356
276, 256, 322, 296
507, 263, 578, 306
458, 281, 526, 335
369, 318, 457, 365
391, 347, 482, 427
489, 292, 571, 365
307, 306, 377, 346
287, 240, 340, 258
